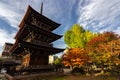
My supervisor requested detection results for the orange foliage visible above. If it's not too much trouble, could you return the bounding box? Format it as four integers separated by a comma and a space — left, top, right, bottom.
62, 48, 90, 68
86, 32, 120, 66
86, 31, 119, 52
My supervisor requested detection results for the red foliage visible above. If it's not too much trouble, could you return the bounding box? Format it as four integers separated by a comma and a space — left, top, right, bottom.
62, 48, 90, 68
86, 31, 119, 52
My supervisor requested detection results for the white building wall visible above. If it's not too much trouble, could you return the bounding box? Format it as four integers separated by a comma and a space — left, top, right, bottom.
49, 55, 58, 64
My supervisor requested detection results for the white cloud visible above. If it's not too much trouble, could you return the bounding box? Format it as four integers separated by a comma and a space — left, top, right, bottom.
77, 0, 120, 35
0, 29, 15, 46
53, 43, 66, 49
0, 1, 23, 28
53, 37, 66, 49
0, 0, 40, 29
114, 27, 120, 35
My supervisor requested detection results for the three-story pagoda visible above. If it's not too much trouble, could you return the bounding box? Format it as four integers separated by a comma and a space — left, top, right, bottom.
10, 5, 64, 69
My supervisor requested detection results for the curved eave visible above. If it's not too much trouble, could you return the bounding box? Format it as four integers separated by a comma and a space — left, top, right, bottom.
19, 5, 31, 28
15, 22, 62, 42
27, 22, 62, 41
5, 43, 13, 46
9, 40, 20, 54
19, 5, 60, 31
20, 41, 64, 54
14, 25, 27, 39
11, 41, 64, 55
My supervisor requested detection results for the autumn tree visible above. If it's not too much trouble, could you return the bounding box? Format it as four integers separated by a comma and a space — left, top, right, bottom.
63, 24, 97, 72
86, 31, 119, 52
62, 48, 90, 70
86, 31, 120, 73
109, 39, 120, 66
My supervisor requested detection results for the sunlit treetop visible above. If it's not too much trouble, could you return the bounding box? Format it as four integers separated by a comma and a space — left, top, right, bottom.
64, 24, 97, 48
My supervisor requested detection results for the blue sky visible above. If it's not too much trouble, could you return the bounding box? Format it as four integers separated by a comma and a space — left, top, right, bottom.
0, 0, 120, 56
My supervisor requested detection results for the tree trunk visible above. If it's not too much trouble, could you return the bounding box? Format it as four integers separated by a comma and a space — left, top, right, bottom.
69, 65, 73, 71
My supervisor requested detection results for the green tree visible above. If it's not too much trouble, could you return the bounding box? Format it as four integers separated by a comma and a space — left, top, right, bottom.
54, 58, 62, 65
64, 24, 96, 48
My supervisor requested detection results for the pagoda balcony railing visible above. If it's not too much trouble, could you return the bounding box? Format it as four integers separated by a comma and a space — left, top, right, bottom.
31, 40, 53, 47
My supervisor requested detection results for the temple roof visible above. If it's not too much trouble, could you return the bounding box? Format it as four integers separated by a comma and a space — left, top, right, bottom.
19, 5, 60, 31
10, 40, 64, 55
4, 43, 13, 46
15, 22, 62, 42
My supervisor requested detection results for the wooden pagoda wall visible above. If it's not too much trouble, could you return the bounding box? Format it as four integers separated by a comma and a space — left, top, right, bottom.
29, 54, 48, 67
21, 50, 49, 67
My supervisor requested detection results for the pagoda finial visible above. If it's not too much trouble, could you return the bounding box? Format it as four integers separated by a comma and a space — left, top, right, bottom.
40, 2, 43, 14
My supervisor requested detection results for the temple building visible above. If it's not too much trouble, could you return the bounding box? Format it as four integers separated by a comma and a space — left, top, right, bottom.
0, 43, 19, 71
49, 55, 58, 64
1, 43, 13, 59
9, 5, 64, 70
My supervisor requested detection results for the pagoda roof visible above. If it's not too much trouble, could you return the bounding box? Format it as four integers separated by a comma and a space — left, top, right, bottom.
15, 22, 62, 43
4, 42, 13, 46
19, 5, 60, 31
1, 42, 13, 56
10, 40, 64, 55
